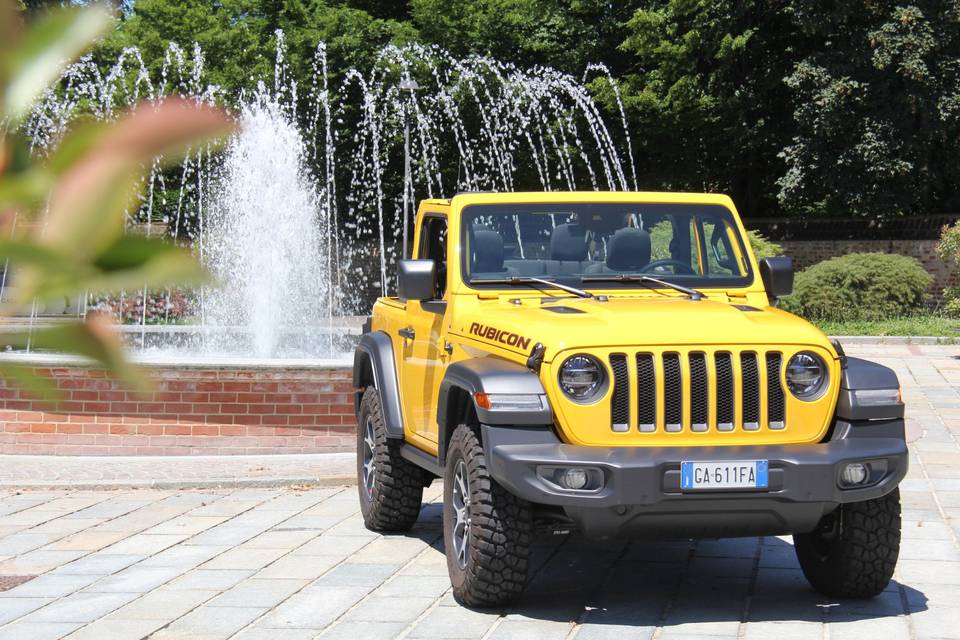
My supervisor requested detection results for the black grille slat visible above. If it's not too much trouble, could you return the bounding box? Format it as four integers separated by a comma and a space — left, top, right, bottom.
766, 352, 785, 429
609, 354, 630, 432
663, 353, 683, 432
741, 352, 760, 430
689, 353, 708, 431
636, 354, 656, 432
716, 352, 734, 430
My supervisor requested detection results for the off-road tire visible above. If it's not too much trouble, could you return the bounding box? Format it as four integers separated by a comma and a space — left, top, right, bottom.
357, 387, 427, 532
794, 488, 901, 598
443, 424, 532, 607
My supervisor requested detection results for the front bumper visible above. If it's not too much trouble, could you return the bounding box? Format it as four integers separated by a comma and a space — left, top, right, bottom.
483, 420, 908, 538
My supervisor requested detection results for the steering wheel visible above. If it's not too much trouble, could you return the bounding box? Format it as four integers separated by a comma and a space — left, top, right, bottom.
641, 259, 696, 275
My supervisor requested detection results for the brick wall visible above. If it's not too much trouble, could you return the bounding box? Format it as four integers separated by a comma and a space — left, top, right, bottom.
0, 363, 358, 456
779, 239, 954, 302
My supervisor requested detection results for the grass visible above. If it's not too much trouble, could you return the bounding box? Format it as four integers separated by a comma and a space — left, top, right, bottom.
814, 314, 960, 338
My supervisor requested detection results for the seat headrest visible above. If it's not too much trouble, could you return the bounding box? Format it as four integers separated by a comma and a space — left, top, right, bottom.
606, 227, 651, 271
550, 223, 587, 262
471, 227, 506, 273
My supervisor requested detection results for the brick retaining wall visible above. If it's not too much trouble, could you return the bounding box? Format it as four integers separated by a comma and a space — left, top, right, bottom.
778, 239, 954, 302
0, 363, 358, 456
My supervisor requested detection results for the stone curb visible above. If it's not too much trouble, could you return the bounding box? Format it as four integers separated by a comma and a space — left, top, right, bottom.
0, 475, 357, 491
831, 335, 959, 345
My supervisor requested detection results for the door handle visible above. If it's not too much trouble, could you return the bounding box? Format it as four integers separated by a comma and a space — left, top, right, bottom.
398, 327, 415, 340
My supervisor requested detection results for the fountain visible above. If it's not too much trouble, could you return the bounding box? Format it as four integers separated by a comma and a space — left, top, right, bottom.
0, 32, 641, 455
16, 33, 636, 363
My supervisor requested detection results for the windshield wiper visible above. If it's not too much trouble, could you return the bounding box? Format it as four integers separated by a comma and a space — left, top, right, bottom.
580, 274, 707, 301
474, 276, 595, 299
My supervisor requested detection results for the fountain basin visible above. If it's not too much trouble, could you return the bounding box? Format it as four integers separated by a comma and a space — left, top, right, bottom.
0, 352, 357, 456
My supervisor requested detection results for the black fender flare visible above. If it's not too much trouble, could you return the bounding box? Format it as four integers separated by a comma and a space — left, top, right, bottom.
836, 356, 904, 421
436, 357, 552, 463
353, 331, 404, 439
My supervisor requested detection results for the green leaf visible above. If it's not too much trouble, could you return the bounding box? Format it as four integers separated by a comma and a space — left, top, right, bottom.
3, 4, 114, 124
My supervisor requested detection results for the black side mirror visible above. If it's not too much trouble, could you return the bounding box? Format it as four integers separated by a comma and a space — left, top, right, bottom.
397, 259, 436, 302
759, 256, 793, 302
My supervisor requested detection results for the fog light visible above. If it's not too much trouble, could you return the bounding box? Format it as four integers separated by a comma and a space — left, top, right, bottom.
842, 462, 868, 486
561, 468, 588, 490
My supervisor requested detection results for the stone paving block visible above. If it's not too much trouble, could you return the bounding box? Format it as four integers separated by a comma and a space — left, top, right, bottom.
2, 572, 99, 598
149, 515, 232, 536
258, 585, 371, 629
164, 569, 255, 591
83, 565, 184, 593
241, 530, 320, 549
109, 588, 216, 620
186, 526, 263, 546
897, 559, 960, 585
274, 514, 345, 531
373, 574, 451, 599
48, 529, 129, 552
31, 518, 104, 536
201, 546, 290, 571
901, 520, 955, 540
54, 553, 145, 576
319, 620, 410, 640
208, 578, 308, 608
151, 604, 270, 640
254, 553, 341, 580
908, 602, 960, 638
899, 539, 960, 561
0, 620, 83, 640
349, 536, 431, 565
24, 591, 140, 623
827, 614, 911, 640
344, 594, 436, 622
137, 544, 230, 569
407, 605, 501, 639
233, 628, 319, 640
0, 532, 56, 555
313, 562, 399, 588
0, 596, 53, 625
103, 533, 191, 556
296, 534, 376, 556
0, 549, 85, 575
574, 624, 657, 640
741, 620, 821, 640
487, 619, 574, 640
62, 616, 167, 640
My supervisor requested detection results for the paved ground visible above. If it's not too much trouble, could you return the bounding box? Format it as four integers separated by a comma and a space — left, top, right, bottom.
0, 342, 957, 639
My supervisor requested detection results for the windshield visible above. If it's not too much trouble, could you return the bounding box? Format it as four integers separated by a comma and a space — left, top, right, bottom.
461, 203, 753, 290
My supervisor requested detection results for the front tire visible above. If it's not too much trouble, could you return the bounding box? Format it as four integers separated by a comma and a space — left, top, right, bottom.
443, 424, 532, 607
794, 488, 901, 598
357, 387, 427, 532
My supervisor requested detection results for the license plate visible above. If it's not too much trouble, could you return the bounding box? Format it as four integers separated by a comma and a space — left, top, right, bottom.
680, 460, 768, 491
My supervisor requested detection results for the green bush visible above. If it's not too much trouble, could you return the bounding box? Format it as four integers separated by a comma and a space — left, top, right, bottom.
779, 253, 932, 321
747, 230, 784, 259
937, 222, 960, 317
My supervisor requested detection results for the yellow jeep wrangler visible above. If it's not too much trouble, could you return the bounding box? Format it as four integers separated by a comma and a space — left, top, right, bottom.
353, 192, 906, 606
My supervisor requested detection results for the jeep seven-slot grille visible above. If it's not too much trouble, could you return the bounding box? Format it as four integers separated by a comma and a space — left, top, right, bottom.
611, 350, 787, 433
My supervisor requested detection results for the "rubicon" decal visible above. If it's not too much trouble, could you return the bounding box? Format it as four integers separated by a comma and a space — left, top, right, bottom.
468, 322, 531, 351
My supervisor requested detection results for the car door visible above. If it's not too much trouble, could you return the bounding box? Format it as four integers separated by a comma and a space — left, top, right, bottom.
397, 214, 449, 448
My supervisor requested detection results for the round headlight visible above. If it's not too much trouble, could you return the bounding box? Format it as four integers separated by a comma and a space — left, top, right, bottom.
786, 352, 827, 399
559, 354, 606, 402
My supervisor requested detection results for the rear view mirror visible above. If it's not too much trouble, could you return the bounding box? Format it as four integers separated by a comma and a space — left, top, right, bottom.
760, 256, 793, 302
398, 259, 436, 302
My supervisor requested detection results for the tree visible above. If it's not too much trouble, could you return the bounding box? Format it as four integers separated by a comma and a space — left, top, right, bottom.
612, 0, 798, 217
777, 1, 960, 217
